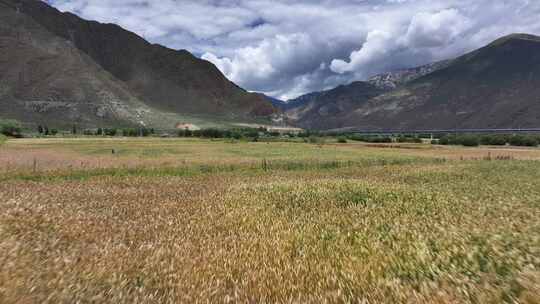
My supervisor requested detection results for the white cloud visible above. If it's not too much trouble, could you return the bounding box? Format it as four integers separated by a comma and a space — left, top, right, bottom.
47, 0, 540, 99
404, 8, 471, 48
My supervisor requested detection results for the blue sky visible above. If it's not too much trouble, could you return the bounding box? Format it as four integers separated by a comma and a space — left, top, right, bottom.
46, 0, 540, 99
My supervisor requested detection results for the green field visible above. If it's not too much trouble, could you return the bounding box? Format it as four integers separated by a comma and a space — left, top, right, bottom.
0, 138, 539, 303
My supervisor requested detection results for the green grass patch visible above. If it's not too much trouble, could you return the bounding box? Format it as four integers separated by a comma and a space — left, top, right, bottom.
0, 157, 445, 183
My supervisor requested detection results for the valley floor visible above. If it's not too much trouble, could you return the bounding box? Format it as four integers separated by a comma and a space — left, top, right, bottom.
0, 138, 539, 303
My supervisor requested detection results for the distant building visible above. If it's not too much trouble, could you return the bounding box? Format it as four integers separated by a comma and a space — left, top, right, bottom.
175, 123, 199, 131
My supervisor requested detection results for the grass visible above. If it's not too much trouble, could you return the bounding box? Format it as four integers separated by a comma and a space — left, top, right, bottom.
0, 138, 539, 303
0, 134, 6, 146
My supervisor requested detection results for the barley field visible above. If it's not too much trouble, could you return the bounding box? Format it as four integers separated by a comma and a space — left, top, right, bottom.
1, 138, 539, 303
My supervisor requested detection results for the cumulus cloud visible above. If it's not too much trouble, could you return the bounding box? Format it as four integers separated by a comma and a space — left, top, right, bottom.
46, 0, 540, 100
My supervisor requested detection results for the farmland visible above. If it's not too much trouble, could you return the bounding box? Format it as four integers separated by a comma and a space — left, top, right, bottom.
1, 138, 539, 303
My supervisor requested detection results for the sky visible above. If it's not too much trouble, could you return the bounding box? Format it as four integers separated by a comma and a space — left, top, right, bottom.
46, 0, 540, 100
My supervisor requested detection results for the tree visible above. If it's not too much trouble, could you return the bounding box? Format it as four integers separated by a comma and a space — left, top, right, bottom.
0, 120, 22, 137
460, 135, 480, 147
37, 125, 44, 134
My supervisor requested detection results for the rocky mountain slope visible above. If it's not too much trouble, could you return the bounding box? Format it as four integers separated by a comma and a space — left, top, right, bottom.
285, 34, 540, 130
284, 82, 386, 130
367, 60, 453, 90
0, 0, 276, 128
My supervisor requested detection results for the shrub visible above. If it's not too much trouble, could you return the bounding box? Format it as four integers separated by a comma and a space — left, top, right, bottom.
438, 136, 450, 145
396, 136, 422, 143
460, 135, 480, 147
0, 120, 22, 137
231, 132, 242, 140
509, 135, 539, 147
178, 129, 193, 137
337, 137, 348, 143
104, 128, 117, 136
347, 135, 392, 143
438, 134, 479, 146
371, 136, 392, 143
199, 128, 222, 138
298, 131, 321, 138
480, 134, 508, 146
122, 128, 136, 137
121, 128, 152, 137
308, 136, 318, 144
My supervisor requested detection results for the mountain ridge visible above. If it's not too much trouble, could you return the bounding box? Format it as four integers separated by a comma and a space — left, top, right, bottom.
284, 33, 540, 130
0, 0, 277, 128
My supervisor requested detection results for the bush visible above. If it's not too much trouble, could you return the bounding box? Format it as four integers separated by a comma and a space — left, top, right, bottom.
509, 135, 539, 147
231, 132, 242, 140
178, 129, 193, 137
298, 131, 321, 138
0, 120, 22, 137
480, 134, 508, 146
104, 128, 117, 136
396, 136, 423, 143
438, 136, 450, 145
121, 128, 153, 137
438, 134, 479, 146
347, 134, 392, 143
460, 135, 480, 147
337, 137, 348, 143
370, 136, 392, 143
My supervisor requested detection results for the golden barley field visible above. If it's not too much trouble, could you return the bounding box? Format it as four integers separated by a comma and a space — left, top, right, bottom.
1, 138, 539, 303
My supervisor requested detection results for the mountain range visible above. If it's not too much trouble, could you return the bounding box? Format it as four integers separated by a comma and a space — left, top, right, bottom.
1, 0, 540, 131
278, 33, 540, 130
0, 0, 277, 129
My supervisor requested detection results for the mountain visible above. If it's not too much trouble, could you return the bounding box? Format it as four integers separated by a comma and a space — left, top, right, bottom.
284, 82, 386, 130
367, 59, 453, 90
0, 0, 277, 128
263, 95, 287, 109
286, 34, 540, 130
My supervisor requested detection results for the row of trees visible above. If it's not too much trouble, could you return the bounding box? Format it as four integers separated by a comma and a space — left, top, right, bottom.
5, 121, 540, 148
341, 134, 424, 143
83, 128, 156, 137
178, 128, 263, 139
436, 134, 540, 147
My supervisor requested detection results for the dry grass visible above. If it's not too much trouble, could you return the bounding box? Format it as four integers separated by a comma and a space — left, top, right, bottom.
0, 138, 539, 303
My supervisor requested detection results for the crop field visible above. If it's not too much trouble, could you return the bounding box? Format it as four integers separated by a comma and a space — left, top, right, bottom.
1, 138, 539, 303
